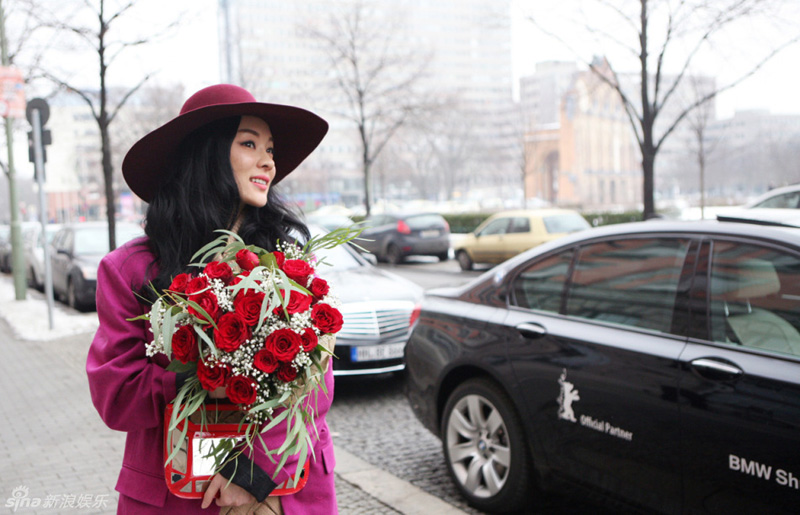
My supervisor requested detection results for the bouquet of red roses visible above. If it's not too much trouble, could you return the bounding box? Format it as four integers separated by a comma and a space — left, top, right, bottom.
137, 227, 360, 483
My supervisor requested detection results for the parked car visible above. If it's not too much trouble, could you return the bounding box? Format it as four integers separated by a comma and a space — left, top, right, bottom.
359, 212, 450, 264
405, 218, 800, 514
745, 183, 800, 209
454, 208, 590, 271
304, 212, 354, 232
311, 226, 423, 375
0, 224, 9, 272
50, 222, 144, 311
23, 223, 62, 290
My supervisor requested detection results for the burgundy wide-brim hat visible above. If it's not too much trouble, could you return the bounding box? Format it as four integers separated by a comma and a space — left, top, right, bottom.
122, 84, 328, 202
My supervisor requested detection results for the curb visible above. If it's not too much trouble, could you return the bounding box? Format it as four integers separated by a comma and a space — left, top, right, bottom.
334, 447, 467, 515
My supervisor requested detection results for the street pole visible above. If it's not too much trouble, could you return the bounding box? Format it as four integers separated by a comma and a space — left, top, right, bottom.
0, 0, 25, 300
31, 107, 54, 329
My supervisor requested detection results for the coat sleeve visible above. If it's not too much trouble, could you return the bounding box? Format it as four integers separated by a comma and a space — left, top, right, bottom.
86, 254, 178, 431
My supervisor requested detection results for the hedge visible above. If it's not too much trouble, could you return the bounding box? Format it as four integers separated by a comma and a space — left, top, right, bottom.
353, 211, 645, 234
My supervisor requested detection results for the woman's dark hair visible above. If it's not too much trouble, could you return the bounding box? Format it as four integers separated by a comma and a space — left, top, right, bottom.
140, 116, 309, 298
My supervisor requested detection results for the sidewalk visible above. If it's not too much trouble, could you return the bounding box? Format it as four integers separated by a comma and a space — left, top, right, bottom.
0, 276, 465, 514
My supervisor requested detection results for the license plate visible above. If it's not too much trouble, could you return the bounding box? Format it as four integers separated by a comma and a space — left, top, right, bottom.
351, 343, 405, 362
420, 230, 440, 238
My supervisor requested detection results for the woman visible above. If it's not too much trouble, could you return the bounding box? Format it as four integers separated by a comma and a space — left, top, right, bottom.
86, 84, 336, 514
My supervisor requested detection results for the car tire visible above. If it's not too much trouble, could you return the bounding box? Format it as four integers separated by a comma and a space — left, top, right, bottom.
386, 244, 403, 265
456, 250, 473, 271
67, 278, 82, 311
441, 378, 533, 513
27, 266, 38, 289
437, 252, 449, 262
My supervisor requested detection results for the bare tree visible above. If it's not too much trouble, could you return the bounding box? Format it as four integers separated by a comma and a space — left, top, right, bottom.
527, 0, 800, 218
32, 0, 179, 249
304, 1, 434, 215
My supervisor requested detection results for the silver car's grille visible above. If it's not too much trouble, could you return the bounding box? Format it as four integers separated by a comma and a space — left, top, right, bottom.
338, 301, 415, 342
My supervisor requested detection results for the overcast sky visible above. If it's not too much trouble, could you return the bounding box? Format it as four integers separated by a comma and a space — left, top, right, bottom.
29, 0, 800, 121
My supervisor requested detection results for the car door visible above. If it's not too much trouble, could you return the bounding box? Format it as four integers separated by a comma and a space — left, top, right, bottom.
471, 217, 511, 263
504, 236, 694, 514
502, 216, 536, 260
359, 215, 389, 256
678, 238, 800, 514
50, 229, 72, 296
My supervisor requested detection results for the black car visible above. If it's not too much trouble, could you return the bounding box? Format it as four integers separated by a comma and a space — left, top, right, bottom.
405, 219, 800, 514
359, 212, 450, 264
50, 222, 144, 311
310, 226, 423, 376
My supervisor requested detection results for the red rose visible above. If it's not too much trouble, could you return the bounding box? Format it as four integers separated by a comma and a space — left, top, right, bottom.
264, 328, 301, 363
172, 325, 199, 363
282, 259, 313, 285
188, 290, 220, 323
186, 276, 210, 295
300, 327, 318, 352
273, 289, 313, 317
310, 277, 329, 299
254, 348, 279, 374
226, 375, 257, 405
236, 249, 260, 271
230, 270, 251, 286
197, 360, 231, 391
273, 251, 285, 268
168, 273, 191, 293
276, 362, 298, 382
311, 303, 344, 334
233, 290, 266, 325
204, 261, 233, 283
214, 312, 251, 352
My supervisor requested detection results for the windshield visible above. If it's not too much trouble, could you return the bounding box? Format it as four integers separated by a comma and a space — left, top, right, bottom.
313, 243, 363, 273
543, 214, 590, 234
74, 225, 143, 255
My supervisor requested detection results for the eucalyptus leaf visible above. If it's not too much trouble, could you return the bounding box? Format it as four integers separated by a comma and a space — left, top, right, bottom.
166, 359, 196, 373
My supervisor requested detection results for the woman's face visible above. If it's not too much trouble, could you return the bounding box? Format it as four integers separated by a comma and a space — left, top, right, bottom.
230, 115, 275, 209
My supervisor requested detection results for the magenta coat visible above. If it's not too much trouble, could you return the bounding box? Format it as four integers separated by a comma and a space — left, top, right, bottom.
86, 237, 337, 514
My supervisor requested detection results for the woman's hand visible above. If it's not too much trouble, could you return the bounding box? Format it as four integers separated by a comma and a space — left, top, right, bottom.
201, 473, 256, 509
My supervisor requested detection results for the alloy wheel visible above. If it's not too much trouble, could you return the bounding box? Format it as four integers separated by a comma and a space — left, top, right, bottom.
445, 392, 511, 499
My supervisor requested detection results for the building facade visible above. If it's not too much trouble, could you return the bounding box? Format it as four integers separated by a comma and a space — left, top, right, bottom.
218, 0, 515, 210
523, 61, 642, 211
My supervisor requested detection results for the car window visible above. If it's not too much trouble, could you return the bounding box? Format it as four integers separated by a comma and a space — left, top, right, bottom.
511, 249, 574, 312
708, 241, 800, 357
752, 191, 800, 209
73, 225, 142, 255
405, 214, 445, 230
543, 214, 590, 234
313, 243, 363, 272
508, 217, 530, 234
565, 238, 691, 333
478, 218, 510, 236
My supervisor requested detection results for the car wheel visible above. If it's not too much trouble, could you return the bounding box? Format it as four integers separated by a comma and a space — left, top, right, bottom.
67, 279, 81, 311
386, 244, 403, 265
437, 252, 449, 262
27, 266, 38, 289
441, 378, 532, 513
456, 250, 473, 271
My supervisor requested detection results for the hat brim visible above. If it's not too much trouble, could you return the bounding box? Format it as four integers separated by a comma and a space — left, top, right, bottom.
122, 102, 328, 202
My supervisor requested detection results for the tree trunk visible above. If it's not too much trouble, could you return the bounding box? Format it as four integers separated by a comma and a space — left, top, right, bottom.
642, 148, 655, 218
101, 120, 116, 249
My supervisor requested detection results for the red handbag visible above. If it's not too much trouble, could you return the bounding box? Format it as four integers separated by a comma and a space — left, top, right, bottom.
164, 403, 309, 498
